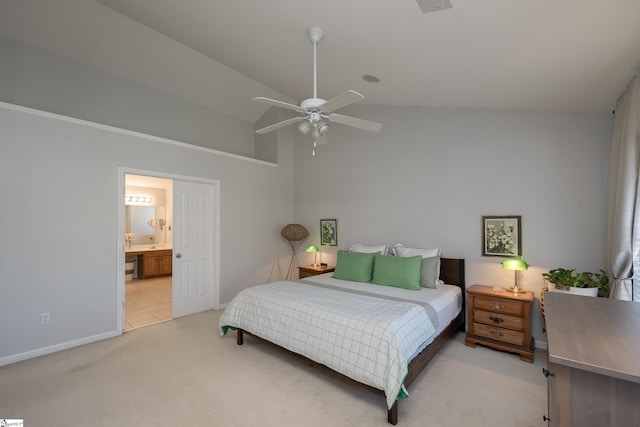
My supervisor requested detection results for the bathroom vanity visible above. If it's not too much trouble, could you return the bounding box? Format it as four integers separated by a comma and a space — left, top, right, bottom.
125, 246, 172, 279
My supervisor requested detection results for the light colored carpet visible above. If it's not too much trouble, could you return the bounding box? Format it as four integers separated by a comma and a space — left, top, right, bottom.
0, 310, 547, 426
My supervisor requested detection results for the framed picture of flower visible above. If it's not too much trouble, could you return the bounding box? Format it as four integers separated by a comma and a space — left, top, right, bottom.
320, 219, 337, 246
482, 215, 522, 257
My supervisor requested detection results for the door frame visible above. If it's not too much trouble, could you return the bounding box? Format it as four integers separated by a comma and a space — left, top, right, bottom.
116, 167, 221, 333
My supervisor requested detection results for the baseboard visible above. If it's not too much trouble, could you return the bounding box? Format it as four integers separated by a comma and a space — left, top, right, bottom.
0, 330, 120, 367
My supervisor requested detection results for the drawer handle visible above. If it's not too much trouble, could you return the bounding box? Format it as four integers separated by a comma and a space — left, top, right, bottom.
489, 316, 504, 324
542, 368, 554, 378
489, 330, 504, 338
490, 303, 504, 310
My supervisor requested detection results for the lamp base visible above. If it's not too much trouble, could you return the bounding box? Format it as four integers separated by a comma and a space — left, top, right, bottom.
507, 285, 523, 294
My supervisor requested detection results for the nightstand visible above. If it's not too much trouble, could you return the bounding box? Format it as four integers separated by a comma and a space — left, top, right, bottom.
298, 264, 335, 279
465, 284, 534, 362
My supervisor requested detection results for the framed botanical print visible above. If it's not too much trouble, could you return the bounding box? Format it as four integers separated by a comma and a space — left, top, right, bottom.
320, 219, 337, 246
482, 215, 522, 257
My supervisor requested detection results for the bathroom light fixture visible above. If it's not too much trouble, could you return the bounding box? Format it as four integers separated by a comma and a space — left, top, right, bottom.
125, 195, 152, 204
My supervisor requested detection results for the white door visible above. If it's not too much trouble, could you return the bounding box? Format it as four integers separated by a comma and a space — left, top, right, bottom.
173, 180, 215, 318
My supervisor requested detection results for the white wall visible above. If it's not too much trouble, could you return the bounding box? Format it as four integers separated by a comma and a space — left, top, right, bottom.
0, 103, 294, 365
293, 104, 613, 348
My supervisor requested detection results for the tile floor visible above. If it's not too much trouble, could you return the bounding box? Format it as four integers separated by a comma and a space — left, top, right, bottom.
125, 276, 172, 330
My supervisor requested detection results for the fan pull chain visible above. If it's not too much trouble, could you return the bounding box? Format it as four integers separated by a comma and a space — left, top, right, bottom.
312, 140, 317, 156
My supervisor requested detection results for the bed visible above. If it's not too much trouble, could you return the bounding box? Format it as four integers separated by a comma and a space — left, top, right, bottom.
219, 253, 465, 425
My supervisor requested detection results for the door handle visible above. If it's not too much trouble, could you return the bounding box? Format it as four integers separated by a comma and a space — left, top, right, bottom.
176, 253, 182, 258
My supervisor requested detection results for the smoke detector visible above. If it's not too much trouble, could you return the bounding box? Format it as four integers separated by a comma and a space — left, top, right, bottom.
416, 0, 453, 14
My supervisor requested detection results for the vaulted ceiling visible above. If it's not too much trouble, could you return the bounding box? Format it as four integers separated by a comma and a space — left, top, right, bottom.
1, 0, 639, 123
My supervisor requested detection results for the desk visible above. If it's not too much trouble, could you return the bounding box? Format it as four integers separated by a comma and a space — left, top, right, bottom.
544, 292, 640, 425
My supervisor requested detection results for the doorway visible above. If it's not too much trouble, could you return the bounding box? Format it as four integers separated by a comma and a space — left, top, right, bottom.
117, 168, 220, 333
124, 174, 173, 330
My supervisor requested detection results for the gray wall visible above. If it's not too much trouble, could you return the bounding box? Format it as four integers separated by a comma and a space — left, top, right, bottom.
0, 30, 615, 361
0, 103, 294, 365
0, 35, 257, 158
293, 104, 613, 348
0, 36, 296, 365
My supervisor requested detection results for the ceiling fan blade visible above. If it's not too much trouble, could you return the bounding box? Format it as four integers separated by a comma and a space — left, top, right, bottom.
253, 97, 305, 113
319, 90, 365, 113
255, 117, 305, 134
328, 113, 382, 132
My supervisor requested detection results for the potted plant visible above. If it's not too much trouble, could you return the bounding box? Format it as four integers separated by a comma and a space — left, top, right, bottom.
542, 268, 609, 297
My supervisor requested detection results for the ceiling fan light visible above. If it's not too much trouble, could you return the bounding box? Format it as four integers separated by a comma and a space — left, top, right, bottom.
317, 121, 330, 135
298, 121, 311, 135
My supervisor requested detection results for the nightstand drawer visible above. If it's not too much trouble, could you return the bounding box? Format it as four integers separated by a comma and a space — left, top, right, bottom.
474, 296, 524, 316
473, 309, 524, 331
472, 323, 525, 347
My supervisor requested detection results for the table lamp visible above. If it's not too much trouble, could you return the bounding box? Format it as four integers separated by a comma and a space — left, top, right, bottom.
306, 245, 319, 266
502, 258, 528, 293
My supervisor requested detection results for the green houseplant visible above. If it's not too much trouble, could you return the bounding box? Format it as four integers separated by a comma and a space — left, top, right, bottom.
542, 268, 609, 297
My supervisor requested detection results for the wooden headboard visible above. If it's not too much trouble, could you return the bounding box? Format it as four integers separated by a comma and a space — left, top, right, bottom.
440, 258, 466, 289
439, 257, 466, 332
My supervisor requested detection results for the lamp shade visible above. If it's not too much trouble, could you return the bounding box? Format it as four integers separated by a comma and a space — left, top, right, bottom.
281, 224, 309, 242
306, 245, 319, 253
502, 259, 528, 271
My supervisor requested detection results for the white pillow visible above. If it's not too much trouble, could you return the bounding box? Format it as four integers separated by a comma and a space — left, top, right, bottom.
349, 243, 388, 255
392, 244, 443, 284
391, 243, 441, 258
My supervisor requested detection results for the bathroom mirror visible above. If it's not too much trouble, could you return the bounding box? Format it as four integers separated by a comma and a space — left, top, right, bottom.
125, 205, 166, 245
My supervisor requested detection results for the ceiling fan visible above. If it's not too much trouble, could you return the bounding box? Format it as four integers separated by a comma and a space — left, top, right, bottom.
253, 27, 382, 154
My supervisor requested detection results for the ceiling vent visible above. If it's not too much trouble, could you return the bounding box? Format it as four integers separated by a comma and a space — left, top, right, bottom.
416, 0, 453, 14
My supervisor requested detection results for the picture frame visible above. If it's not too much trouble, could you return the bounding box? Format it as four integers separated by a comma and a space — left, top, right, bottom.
482, 215, 522, 257
320, 219, 337, 246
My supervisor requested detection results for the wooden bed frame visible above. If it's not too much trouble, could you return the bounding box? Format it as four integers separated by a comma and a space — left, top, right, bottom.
235, 258, 465, 425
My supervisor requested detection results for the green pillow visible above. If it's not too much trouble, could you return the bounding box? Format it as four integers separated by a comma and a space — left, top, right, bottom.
420, 256, 440, 288
332, 250, 375, 282
371, 254, 422, 290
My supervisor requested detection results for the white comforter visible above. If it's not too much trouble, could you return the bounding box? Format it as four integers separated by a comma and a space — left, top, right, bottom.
219, 280, 437, 409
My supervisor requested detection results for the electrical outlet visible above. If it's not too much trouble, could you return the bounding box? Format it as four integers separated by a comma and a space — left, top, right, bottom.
40, 312, 50, 325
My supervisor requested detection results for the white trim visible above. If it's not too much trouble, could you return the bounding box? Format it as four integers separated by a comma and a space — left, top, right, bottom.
116, 171, 126, 334
0, 330, 119, 367
0, 101, 276, 167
